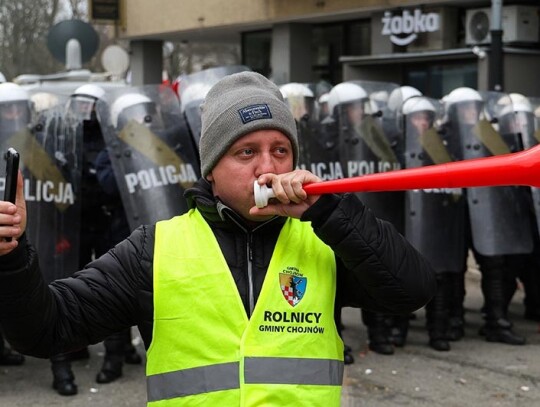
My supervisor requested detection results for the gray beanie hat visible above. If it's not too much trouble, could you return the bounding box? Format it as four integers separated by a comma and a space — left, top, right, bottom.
199, 71, 299, 177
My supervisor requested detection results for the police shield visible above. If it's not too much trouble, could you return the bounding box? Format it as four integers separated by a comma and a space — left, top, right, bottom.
279, 82, 341, 180
12, 92, 82, 282
450, 90, 533, 255
100, 85, 201, 231
334, 80, 404, 229
179, 65, 251, 147
279, 82, 322, 179
403, 97, 466, 272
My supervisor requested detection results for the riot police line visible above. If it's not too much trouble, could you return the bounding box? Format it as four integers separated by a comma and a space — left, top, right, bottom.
1, 68, 540, 364
280, 78, 540, 357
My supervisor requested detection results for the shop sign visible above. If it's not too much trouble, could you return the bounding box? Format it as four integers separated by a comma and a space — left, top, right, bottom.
381, 9, 440, 46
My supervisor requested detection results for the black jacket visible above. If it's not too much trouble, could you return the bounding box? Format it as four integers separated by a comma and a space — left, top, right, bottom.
0, 178, 436, 358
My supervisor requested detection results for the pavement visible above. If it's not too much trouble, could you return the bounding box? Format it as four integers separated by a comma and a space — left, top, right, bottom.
1, 263, 540, 406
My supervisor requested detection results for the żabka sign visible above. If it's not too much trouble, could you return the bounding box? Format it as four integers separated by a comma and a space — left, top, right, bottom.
381, 9, 440, 46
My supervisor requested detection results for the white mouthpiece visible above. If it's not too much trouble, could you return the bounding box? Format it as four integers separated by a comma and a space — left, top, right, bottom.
254, 180, 276, 208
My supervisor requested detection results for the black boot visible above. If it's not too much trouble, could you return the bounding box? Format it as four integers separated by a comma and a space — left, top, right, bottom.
96, 356, 123, 383
447, 272, 466, 341
51, 354, 78, 396
389, 316, 409, 348
483, 318, 525, 345
97, 331, 130, 384
363, 310, 394, 355
479, 262, 525, 346
426, 274, 451, 352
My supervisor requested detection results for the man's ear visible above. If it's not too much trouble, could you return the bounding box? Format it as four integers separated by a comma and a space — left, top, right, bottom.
206, 172, 214, 182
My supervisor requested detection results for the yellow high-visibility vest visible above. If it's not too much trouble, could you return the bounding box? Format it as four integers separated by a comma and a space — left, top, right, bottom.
148, 209, 343, 406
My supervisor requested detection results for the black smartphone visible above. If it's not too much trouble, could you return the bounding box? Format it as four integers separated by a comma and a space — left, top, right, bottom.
3, 148, 20, 242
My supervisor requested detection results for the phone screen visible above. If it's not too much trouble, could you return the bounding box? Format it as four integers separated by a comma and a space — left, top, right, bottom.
3, 148, 20, 242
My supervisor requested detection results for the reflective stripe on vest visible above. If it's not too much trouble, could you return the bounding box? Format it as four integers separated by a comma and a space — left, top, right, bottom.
149, 209, 343, 406
147, 357, 343, 402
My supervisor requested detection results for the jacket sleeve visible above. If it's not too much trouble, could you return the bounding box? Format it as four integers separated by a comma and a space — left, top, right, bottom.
302, 193, 436, 314
0, 226, 154, 358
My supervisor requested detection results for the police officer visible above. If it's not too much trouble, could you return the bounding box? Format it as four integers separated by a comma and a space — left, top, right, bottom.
444, 87, 531, 345
497, 94, 540, 322
44, 84, 111, 396
402, 96, 467, 351
68, 85, 143, 384
0, 83, 28, 366
328, 82, 402, 355
383, 85, 423, 348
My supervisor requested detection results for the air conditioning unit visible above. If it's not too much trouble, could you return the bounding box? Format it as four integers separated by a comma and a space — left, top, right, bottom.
465, 5, 539, 45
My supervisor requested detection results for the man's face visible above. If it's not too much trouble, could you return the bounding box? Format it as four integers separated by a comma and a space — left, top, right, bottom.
207, 130, 294, 222
0, 102, 29, 134
70, 97, 95, 120
457, 102, 480, 125
409, 111, 432, 135
346, 102, 364, 126
0, 103, 27, 122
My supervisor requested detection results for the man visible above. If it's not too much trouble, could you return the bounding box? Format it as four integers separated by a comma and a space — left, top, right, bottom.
402, 96, 467, 351
0, 72, 435, 406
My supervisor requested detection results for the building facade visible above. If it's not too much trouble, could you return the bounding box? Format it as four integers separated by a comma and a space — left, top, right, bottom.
116, 0, 540, 97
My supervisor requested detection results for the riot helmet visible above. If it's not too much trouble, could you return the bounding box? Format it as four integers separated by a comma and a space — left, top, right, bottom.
387, 86, 422, 113
402, 97, 436, 136
0, 82, 31, 136
498, 93, 534, 138
111, 93, 161, 130
67, 84, 106, 121
444, 87, 484, 126
327, 82, 368, 126
180, 82, 212, 146
279, 82, 315, 121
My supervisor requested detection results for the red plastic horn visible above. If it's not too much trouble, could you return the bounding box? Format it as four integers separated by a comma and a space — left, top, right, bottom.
254, 144, 540, 208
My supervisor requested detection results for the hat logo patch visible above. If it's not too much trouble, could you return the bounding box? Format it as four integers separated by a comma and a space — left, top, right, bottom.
238, 104, 272, 124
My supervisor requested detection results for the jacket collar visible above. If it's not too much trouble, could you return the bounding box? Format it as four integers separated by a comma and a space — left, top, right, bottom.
184, 178, 285, 232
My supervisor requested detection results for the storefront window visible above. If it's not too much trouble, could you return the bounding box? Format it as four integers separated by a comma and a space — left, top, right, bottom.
406, 61, 477, 98
242, 20, 370, 85
242, 30, 272, 77
312, 20, 370, 85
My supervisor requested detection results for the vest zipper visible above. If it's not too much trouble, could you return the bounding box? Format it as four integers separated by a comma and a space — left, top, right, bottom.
247, 232, 255, 316
217, 204, 280, 318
